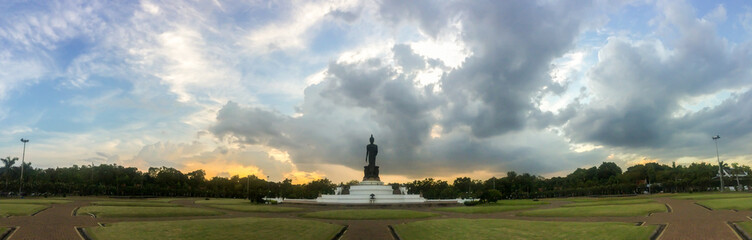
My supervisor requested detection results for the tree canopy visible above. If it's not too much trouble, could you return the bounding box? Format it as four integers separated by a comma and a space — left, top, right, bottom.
0, 160, 747, 200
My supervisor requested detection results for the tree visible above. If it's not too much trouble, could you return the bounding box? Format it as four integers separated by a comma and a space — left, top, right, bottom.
480, 189, 502, 203
597, 162, 622, 181
1, 157, 18, 190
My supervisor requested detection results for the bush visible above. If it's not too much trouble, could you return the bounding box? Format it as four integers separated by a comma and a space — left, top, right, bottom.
464, 201, 480, 206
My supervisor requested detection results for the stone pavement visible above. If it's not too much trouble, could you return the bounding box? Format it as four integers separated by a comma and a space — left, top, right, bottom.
645, 198, 751, 240
0, 200, 98, 240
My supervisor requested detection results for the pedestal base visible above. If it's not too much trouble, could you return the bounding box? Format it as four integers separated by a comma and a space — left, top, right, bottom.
363, 166, 380, 181
315, 181, 426, 204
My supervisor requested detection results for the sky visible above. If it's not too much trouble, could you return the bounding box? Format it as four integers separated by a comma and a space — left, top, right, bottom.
1, 0, 751, 184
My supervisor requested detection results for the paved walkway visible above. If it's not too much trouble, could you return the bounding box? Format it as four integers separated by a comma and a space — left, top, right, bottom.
645, 198, 751, 240
0, 200, 98, 240
1, 197, 751, 240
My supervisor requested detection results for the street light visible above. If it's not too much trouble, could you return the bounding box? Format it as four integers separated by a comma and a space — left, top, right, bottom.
713, 135, 722, 192
19, 138, 29, 197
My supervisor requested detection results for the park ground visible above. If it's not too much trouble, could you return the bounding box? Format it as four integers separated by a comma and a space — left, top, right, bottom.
2, 193, 752, 239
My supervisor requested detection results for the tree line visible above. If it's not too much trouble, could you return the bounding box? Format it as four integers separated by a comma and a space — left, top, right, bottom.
1, 156, 749, 201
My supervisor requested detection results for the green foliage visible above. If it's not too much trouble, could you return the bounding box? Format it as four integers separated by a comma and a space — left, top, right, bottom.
518, 203, 666, 217
0, 203, 48, 217
76, 206, 224, 218
480, 189, 502, 203
463, 200, 480, 206
85, 217, 343, 240
4, 158, 748, 200
301, 209, 439, 220
393, 219, 657, 240
437, 205, 536, 214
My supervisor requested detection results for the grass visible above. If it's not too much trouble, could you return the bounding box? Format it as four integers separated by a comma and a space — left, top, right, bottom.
696, 197, 752, 210
0, 203, 48, 217
91, 201, 179, 207
393, 219, 657, 240
735, 221, 752, 239
557, 195, 650, 202
0, 199, 71, 204
76, 206, 224, 218
670, 192, 752, 200
148, 198, 185, 203
85, 217, 343, 240
563, 199, 655, 207
205, 204, 302, 212
302, 209, 439, 220
494, 199, 548, 205
436, 205, 536, 214
194, 198, 249, 205
518, 203, 666, 217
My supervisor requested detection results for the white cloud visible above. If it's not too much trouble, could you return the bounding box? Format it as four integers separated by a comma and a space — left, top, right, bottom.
242, 0, 361, 54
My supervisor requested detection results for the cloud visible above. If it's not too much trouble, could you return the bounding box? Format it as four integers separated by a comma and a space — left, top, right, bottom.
242, 0, 360, 54
567, 1, 752, 151
4, 0, 752, 184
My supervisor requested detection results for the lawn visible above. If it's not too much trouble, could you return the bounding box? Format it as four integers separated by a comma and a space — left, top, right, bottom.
76, 206, 224, 218
393, 219, 656, 240
194, 198, 249, 205
735, 221, 752, 239
91, 201, 179, 207
0, 199, 71, 204
563, 199, 655, 207
494, 199, 548, 205
0, 203, 48, 217
205, 204, 302, 212
85, 217, 343, 240
696, 197, 752, 210
301, 209, 439, 220
436, 205, 536, 214
670, 192, 752, 200
148, 198, 185, 203
558, 196, 650, 202
518, 203, 666, 217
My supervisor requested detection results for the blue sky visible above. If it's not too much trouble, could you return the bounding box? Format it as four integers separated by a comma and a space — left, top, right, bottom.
1, 0, 752, 183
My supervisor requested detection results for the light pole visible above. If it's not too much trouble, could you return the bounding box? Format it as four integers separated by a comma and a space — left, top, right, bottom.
19, 138, 29, 197
713, 135, 723, 192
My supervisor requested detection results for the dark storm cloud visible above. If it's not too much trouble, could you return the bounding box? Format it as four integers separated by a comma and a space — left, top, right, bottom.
566, 1, 752, 151
378, 0, 448, 37
392, 44, 426, 72
439, 0, 595, 137
210, 102, 291, 146
209, 0, 609, 178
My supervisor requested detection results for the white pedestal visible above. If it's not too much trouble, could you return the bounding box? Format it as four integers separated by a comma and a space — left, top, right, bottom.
315, 181, 426, 204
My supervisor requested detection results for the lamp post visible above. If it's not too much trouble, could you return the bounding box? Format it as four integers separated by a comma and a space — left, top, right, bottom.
19, 138, 29, 197
713, 135, 722, 192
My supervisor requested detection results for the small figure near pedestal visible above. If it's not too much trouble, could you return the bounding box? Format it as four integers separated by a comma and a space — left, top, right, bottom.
363, 135, 380, 181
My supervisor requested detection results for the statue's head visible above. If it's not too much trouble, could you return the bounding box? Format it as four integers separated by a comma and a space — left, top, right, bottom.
369, 134, 374, 143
